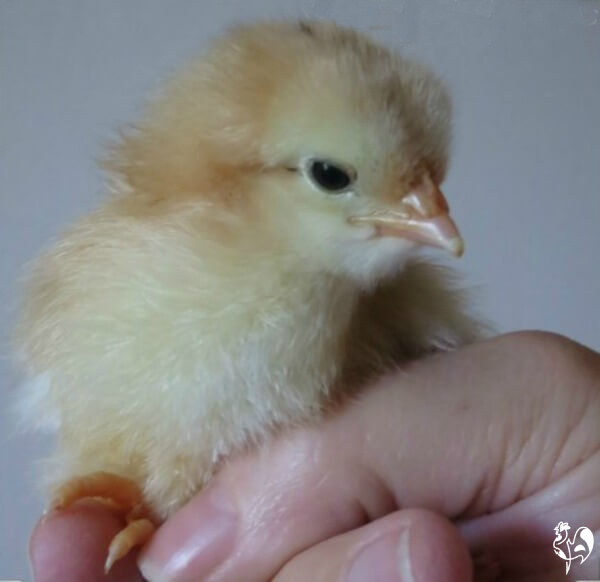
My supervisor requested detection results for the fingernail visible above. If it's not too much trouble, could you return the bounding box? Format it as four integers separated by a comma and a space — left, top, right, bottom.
347, 528, 413, 582
139, 485, 238, 582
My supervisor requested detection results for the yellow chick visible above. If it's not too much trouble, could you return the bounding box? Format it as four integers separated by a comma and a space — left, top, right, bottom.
15, 20, 484, 571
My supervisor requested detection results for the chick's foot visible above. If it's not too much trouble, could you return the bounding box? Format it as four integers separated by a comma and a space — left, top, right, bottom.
51, 471, 157, 572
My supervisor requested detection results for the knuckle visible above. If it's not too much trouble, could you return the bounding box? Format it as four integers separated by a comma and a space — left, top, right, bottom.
492, 331, 600, 491
495, 330, 600, 381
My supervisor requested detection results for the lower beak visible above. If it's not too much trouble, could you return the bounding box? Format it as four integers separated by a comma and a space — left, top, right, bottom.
348, 177, 464, 257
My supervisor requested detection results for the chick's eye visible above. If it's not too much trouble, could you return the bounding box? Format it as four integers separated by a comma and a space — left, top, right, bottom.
309, 160, 352, 193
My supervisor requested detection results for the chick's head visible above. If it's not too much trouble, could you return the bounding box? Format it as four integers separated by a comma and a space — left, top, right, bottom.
108, 21, 461, 287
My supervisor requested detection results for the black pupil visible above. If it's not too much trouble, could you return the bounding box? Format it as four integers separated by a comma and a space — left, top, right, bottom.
310, 161, 351, 192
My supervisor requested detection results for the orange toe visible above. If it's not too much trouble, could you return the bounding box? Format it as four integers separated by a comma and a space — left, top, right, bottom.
50, 471, 157, 572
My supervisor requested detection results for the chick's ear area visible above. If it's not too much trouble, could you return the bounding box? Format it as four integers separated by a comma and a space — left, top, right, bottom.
102, 30, 306, 200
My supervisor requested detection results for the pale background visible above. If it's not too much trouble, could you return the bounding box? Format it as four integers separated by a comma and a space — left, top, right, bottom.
1, 0, 599, 577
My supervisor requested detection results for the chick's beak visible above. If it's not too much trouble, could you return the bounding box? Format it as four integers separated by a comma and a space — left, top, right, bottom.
349, 174, 464, 257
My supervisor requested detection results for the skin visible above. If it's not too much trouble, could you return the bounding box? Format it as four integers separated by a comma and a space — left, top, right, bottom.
30, 331, 600, 582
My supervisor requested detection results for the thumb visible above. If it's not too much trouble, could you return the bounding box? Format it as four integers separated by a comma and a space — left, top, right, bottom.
273, 510, 473, 582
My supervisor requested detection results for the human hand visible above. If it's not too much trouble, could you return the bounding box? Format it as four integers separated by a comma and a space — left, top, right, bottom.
30, 332, 600, 581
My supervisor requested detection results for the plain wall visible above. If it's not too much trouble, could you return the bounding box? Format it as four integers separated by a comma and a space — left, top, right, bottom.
1, 0, 599, 577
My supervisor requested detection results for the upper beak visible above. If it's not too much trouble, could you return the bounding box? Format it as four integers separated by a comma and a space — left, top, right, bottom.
348, 173, 464, 257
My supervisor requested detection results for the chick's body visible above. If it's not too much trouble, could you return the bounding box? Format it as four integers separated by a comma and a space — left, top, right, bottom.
16, 21, 482, 530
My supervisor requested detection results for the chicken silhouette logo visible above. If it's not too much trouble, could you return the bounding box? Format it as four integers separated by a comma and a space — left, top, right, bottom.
553, 521, 595, 575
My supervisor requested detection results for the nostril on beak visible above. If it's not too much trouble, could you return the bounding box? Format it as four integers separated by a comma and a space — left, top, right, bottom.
402, 174, 450, 218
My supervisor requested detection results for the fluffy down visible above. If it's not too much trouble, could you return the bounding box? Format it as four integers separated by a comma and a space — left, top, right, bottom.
15, 20, 485, 520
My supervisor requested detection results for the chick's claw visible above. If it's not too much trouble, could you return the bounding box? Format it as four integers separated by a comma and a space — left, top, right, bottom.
105, 517, 156, 573
50, 471, 158, 571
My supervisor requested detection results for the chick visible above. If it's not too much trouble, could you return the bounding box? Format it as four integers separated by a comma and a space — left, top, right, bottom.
15, 20, 484, 571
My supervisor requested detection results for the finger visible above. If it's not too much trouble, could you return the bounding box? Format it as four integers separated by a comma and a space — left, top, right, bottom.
274, 509, 472, 582
30, 501, 144, 582
138, 332, 600, 582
